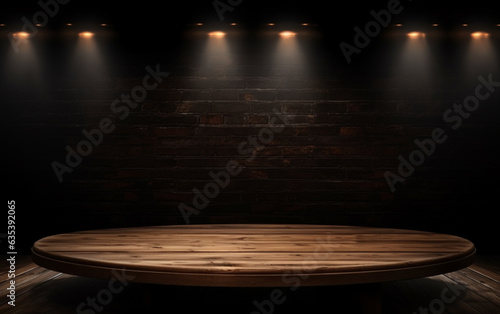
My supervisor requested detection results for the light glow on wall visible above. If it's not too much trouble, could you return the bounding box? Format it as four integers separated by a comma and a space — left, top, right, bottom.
391, 30, 433, 88
470, 32, 489, 39
464, 30, 497, 77
12, 32, 31, 39
273, 30, 310, 78
407, 32, 426, 39
200, 29, 233, 66
4, 30, 44, 91
69, 29, 107, 85
280, 31, 296, 38
208, 31, 226, 38
78, 31, 95, 38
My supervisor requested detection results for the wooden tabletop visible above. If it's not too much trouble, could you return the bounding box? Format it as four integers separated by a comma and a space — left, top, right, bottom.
32, 224, 476, 287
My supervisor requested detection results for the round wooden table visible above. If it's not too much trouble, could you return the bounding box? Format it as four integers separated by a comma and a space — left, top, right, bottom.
32, 224, 475, 287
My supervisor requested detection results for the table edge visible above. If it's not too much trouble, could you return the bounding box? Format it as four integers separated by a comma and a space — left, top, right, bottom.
31, 246, 476, 287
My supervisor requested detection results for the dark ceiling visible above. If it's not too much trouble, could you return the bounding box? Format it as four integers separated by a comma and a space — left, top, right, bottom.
2, 0, 498, 32
1, 0, 498, 69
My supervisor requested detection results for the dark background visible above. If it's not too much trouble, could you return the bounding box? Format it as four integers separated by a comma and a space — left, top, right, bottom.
2, 0, 500, 254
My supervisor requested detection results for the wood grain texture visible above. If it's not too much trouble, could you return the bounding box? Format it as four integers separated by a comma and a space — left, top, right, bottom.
31, 224, 476, 287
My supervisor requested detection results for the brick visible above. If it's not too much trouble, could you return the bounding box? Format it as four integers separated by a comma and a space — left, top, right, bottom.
277, 90, 327, 101
224, 114, 246, 124
339, 127, 364, 136
273, 65, 309, 77
211, 102, 251, 113
172, 78, 212, 89
149, 90, 183, 101
152, 127, 195, 137
200, 114, 224, 124
211, 90, 240, 101
245, 114, 269, 124
226, 65, 273, 77
116, 78, 141, 89
249, 103, 282, 113
315, 102, 348, 114
158, 103, 176, 113
182, 90, 211, 101
153, 114, 199, 125
246, 78, 278, 89
197, 66, 225, 77
239, 93, 255, 101
141, 103, 159, 112
279, 146, 316, 156
211, 79, 246, 89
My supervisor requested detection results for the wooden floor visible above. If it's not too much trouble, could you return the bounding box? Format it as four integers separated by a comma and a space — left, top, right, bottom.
1, 255, 499, 314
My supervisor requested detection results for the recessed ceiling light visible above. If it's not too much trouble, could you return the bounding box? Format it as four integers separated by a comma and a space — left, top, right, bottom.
280, 31, 296, 38
79, 31, 94, 38
407, 32, 426, 38
471, 32, 489, 38
13, 32, 30, 39
208, 31, 226, 38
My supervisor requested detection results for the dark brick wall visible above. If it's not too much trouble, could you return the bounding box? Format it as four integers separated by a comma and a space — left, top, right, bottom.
3, 27, 500, 254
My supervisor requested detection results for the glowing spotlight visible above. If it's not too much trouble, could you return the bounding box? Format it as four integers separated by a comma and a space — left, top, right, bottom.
202, 29, 232, 66
5, 29, 43, 89
432, 23, 439, 27
66, 23, 73, 26
208, 31, 226, 38
407, 32, 426, 39
79, 31, 94, 38
465, 29, 497, 77
230, 23, 237, 26
13, 32, 30, 39
268, 23, 275, 26
395, 23, 403, 27
471, 32, 489, 39
462, 23, 469, 27
71, 27, 107, 87
196, 23, 203, 26
280, 31, 296, 38
392, 28, 432, 88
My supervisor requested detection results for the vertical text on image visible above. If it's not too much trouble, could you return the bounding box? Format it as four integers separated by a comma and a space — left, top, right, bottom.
7, 200, 17, 307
